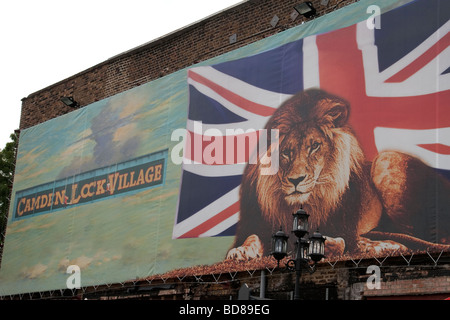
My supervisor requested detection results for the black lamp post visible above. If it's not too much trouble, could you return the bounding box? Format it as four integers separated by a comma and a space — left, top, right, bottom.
270, 207, 326, 300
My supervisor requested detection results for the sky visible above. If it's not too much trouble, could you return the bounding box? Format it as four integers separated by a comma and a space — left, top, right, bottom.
0, 0, 244, 149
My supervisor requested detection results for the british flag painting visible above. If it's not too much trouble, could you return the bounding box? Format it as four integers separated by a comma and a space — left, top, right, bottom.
172, 0, 450, 256
172, 39, 304, 239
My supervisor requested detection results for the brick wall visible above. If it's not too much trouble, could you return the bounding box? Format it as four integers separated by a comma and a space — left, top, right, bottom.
19, 0, 359, 130
66, 252, 449, 300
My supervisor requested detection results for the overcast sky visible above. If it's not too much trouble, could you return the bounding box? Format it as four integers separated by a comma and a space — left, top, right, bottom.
0, 0, 244, 149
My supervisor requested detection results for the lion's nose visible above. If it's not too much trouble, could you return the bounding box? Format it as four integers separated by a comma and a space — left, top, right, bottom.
288, 175, 307, 187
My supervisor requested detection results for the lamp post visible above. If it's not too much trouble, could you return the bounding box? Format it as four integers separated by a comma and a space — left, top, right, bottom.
270, 207, 326, 300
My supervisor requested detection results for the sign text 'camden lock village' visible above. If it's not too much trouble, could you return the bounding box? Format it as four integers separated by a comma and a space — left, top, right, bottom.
13, 150, 167, 220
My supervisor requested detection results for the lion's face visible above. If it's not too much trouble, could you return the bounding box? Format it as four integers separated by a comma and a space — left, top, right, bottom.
278, 125, 331, 205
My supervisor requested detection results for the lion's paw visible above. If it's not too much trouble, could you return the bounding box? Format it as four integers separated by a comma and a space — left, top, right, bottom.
324, 236, 345, 258
357, 237, 407, 255
226, 235, 263, 260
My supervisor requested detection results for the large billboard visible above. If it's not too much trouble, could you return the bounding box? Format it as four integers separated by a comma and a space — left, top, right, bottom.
1, 0, 449, 296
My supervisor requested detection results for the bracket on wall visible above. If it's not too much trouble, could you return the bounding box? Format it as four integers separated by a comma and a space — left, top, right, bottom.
229, 33, 237, 44
270, 15, 279, 27
60, 96, 79, 108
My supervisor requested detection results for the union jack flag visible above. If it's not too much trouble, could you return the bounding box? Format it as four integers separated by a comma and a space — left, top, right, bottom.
172, 0, 450, 239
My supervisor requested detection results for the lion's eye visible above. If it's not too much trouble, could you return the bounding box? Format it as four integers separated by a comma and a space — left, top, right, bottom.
311, 142, 321, 152
281, 149, 291, 160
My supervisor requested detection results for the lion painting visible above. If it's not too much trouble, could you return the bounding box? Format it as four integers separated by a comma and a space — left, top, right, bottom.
226, 88, 450, 260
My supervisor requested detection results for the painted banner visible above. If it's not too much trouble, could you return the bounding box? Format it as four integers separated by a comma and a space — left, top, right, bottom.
0, 0, 449, 296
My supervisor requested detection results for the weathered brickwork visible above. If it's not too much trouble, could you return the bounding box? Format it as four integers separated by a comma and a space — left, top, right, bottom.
23, 252, 449, 300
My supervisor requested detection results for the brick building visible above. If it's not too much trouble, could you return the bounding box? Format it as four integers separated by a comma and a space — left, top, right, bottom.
20, 0, 364, 130
5, 0, 450, 300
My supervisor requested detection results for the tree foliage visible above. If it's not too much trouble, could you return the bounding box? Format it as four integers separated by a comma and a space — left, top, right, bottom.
0, 131, 18, 245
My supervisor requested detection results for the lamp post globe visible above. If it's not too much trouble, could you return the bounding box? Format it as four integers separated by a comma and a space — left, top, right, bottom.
292, 207, 309, 238
271, 227, 289, 265
309, 230, 326, 263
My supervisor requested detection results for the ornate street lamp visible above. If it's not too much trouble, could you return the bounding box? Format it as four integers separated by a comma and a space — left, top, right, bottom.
270, 207, 326, 300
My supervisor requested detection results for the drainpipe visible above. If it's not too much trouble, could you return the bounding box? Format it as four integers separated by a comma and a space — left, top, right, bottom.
260, 270, 266, 299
